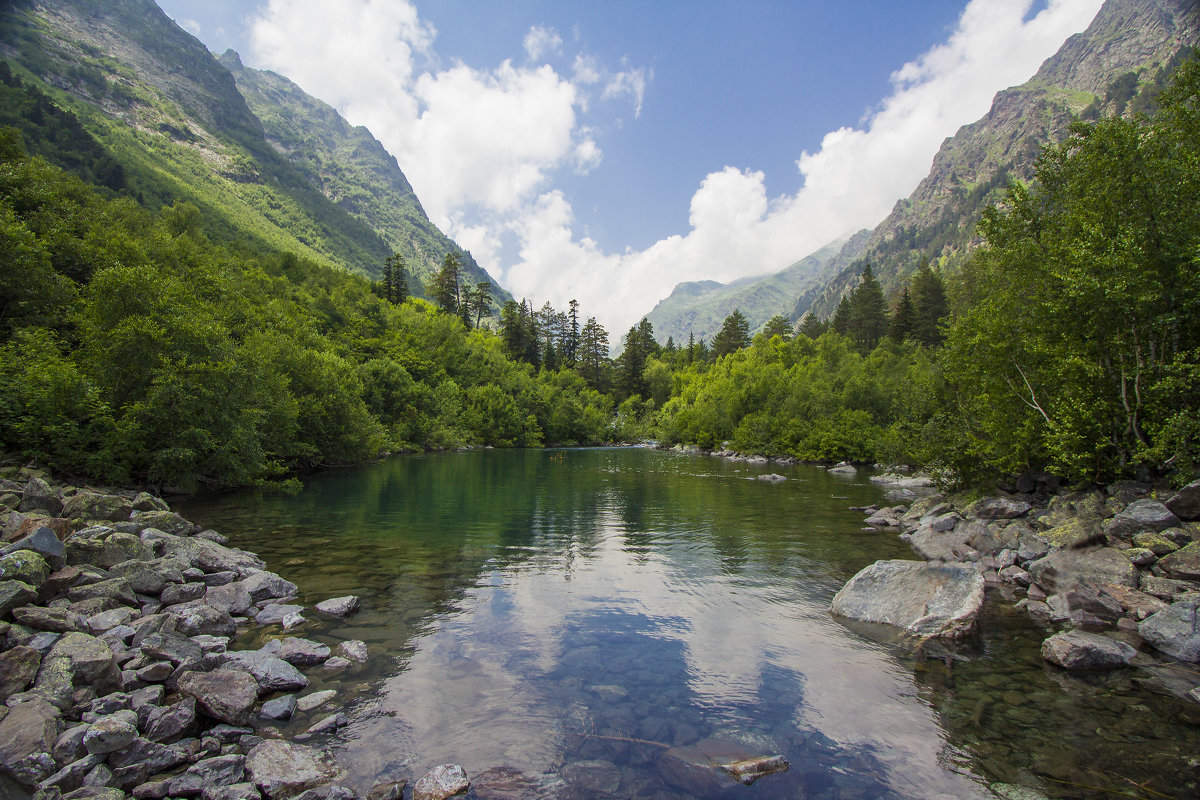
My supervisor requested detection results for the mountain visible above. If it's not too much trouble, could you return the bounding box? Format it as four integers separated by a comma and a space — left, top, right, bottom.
795, 0, 1200, 323
0, 0, 507, 302
645, 231, 860, 344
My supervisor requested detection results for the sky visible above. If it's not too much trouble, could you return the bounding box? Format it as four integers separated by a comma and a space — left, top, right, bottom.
154, 0, 1103, 335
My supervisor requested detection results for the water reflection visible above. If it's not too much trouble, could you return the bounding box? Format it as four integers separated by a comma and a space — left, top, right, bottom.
178, 448, 1198, 800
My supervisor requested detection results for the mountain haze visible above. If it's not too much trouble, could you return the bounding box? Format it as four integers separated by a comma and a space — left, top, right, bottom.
795, 0, 1199, 322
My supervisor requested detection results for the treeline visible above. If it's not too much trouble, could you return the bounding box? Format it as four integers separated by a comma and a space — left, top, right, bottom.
0, 129, 616, 490
642, 56, 1200, 488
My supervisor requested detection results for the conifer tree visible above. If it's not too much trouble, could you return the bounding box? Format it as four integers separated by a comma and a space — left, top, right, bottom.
712, 309, 751, 357
889, 285, 914, 342
761, 314, 793, 341
830, 293, 853, 335
428, 252, 462, 315
798, 313, 828, 340
848, 263, 886, 351
910, 256, 948, 347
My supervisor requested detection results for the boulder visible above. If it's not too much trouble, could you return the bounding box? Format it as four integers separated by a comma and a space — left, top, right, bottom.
1166, 480, 1200, 521
222, 651, 309, 692
170, 754, 246, 796
98, 532, 150, 568
1026, 548, 1137, 594
139, 696, 197, 743
830, 560, 985, 639
240, 572, 298, 603
1038, 519, 1104, 550
45, 632, 120, 691
261, 637, 330, 667
14, 605, 80, 633
337, 641, 367, 662
968, 496, 1031, 520
0, 697, 60, 788
166, 602, 237, 637
83, 709, 139, 754
106, 736, 191, 786
1157, 542, 1200, 580
1, 526, 67, 562
259, 695, 297, 721
202, 783, 263, 800
206, 581, 253, 615
131, 493, 169, 513
177, 669, 260, 725
0, 645, 42, 701
18, 478, 62, 517
61, 492, 132, 523
314, 596, 359, 617
0, 579, 37, 617
139, 633, 203, 668
245, 740, 344, 799
256, 604, 304, 625
907, 525, 973, 562
0, 550, 49, 587
1104, 499, 1180, 538
296, 690, 336, 712
1041, 630, 1136, 670
67, 576, 137, 607
1139, 600, 1200, 662
413, 764, 470, 800
130, 511, 195, 537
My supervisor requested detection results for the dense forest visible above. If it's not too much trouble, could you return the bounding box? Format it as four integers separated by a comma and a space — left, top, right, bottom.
1, 55, 1197, 493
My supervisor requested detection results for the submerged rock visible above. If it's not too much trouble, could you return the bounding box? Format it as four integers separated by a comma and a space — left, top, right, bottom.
1040, 630, 1136, 670
314, 596, 359, 617
413, 764, 470, 800
1139, 600, 1200, 662
830, 560, 984, 639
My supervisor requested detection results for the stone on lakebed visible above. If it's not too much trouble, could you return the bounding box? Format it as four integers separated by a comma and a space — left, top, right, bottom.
830, 559, 984, 639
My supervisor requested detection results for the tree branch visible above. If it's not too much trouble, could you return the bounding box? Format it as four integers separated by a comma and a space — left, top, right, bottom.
1005, 363, 1052, 424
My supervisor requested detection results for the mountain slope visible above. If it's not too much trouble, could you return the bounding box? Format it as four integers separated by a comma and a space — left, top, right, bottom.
217, 50, 506, 302
795, 0, 1200, 323
0, 0, 505, 299
646, 232, 859, 344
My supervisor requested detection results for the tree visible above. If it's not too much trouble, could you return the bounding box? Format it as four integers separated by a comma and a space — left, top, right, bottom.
579, 316, 610, 390
565, 299, 580, 367
760, 314, 793, 341
798, 313, 828, 340
615, 318, 658, 398
889, 285, 914, 342
712, 309, 751, 358
470, 281, 492, 329
830, 294, 853, 335
848, 263, 886, 352
910, 256, 947, 347
428, 252, 463, 316
379, 252, 409, 305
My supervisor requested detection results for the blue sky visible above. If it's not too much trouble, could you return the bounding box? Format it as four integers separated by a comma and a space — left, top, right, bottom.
155, 0, 1102, 332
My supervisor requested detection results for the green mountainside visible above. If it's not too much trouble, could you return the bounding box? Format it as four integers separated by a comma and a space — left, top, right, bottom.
795, 0, 1200, 322
0, 0, 505, 301
645, 231, 860, 344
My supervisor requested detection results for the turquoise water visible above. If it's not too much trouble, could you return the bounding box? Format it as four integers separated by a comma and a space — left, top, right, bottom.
179, 448, 1200, 799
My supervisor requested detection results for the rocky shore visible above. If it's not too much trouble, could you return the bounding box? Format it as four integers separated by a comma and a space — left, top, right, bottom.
0, 469, 466, 800
845, 471, 1200, 676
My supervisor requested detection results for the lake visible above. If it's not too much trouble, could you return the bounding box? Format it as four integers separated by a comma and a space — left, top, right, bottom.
178, 448, 1200, 800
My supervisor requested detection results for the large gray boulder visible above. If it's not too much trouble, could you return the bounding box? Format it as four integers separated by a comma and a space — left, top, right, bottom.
830, 560, 985, 639
968, 496, 1031, 520
1139, 600, 1200, 661
18, 478, 62, 516
0, 645, 42, 701
240, 571, 298, 603
1104, 498, 1180, 538
0, 697, 59, 788
177, 669, 260, 725
245, 740, 344, 799
0, 550, 49, 587
413, 764, 471, 800
44, 632, 120, 692
261, 637, 330, 667
0, 579, 37, 617
1166, 480, 1200, 520
1041, 630, 1136, 670
1026, 548, 1137, 594
61, 492, 132, 523
1157, 542, 1200, 580
222, 651, 309, 692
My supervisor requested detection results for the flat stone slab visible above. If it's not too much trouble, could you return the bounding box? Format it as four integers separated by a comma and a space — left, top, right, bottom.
1041, 630, 1136, 670
830, 560, 984, 639
314, 596, 359, 617
245, 740, 344, 799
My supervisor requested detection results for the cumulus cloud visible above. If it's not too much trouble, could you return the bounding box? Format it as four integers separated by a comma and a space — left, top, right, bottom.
523, 24, 562, 61
248, 0, 1101, 337
178, 17, 201, 37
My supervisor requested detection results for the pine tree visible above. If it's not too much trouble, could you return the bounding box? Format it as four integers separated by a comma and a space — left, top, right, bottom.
580, 316, 610, 389
472, 281, 492, 329
831, 293, 853, 335
910, 256, 948, 347
889, 285, 914, 342
428, 252, 462, 315
798, 313, 828, 340
565, 299, 580, 367
712, 309, 751, 357
848, 263, 886, 351
761, 314, 793, 341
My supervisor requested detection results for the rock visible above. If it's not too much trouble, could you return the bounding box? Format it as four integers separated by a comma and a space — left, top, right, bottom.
131, 511, 195, 537
755, 473, 786, 482
907, 525, 973, 562
131, 493, 169, 513
1098, 584, 1167, 620
1139, 600, 1200, 661
177, 669, 261, 725
255, 604, 304, 625
296, 690, 336, 712
139, 633, 203, 668
202, 783, 263, 800
14, 605, 80, 633
223, 651, 309, 692
366, 781, 405, 800
167, 602, 237, 637
1026, 548, 1137, 594
1039, 519, 1104, 550
718, 754, 789, 786
870, 473, 935, 488
968, 496, 1031, 519
245, 740, 344, 799
240, 572, 298, 603
109, 558, 182, 595
203, 783, 263, 800
18, 478, 62, 516
140, 696, 197, 743
1105, 499, 1180, 538
170, 754, 246, 796
1167, 480, 1200, 521
830, 560, 985, 639
64, 789, 126, 800
0, 697, 60, 789
0, 550, 51, 587
67, 576, 137, 607
826, 463, 857, 474
0, 645, 42, 701
1041, 630, 1136, 670
61, 492, 132, 523
134, 660, 174, 683
321, 656, 351, 671
1132, 530, 1179, 555
991, 784, 1052, 800
259, 694, 297, 721
107, 736, 191, 787
86, 607, 135, 634
1140, 576, 1200, 601
413, 764, 470, 800
295, 712, 346, 740
206, 581, 253, 615
41, 753, 105, 793
83, 709, 139, 754
160, 581, 207, 606
261, 637, 330, 667
1158, 542, 1200, 580
46, 632, 120, 691
314, 596, 359, 617
2, 526, 66, 563
0, 579, 37, 618
336, 640, 367, 662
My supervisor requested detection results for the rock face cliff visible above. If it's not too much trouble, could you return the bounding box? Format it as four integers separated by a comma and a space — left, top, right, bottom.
797, 0, 1200, 322
0, 0, 506, 296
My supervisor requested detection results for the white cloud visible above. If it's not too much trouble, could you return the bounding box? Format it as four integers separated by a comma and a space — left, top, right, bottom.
247, 0, 1101, 337
523, 24, 562, 61
178, 17, 202, 37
